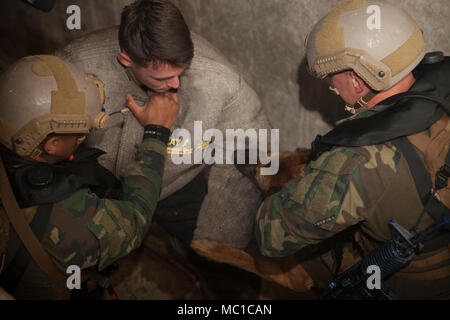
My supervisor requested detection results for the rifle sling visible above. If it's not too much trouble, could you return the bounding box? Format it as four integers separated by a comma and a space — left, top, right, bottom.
0, 204, 52, 292
0, 156, 66, 288
391, 137, 432, 204
391, 137, 449, 253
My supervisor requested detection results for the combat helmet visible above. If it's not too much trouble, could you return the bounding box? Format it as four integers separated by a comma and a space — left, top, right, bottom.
0, 55, 109, 159
305, 0, 425, 113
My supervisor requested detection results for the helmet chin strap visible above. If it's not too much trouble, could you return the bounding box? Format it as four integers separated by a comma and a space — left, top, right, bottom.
329, 84, 377, 115
344, 91, 377, 115
29, 148, 69, 164
38, 153, 69, 164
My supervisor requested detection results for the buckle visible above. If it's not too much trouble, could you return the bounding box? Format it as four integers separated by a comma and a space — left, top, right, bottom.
435, 164, 449, 190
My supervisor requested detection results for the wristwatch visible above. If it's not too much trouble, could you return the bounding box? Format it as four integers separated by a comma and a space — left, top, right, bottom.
143, 125, 171, 144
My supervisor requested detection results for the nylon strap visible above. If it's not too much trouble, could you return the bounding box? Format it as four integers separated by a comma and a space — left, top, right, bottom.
391, 137, 450, 253
35, 55, 85, 115
391, 137, 449, 220
391, 137, 431, 204
0, 204, 53, 292
0, 156, 66, 287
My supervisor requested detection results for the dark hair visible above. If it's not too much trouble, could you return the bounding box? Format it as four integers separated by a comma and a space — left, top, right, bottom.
119, 0, 194, 67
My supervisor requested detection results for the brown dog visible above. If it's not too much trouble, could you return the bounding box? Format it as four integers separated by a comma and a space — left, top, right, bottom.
235, 148, 311, 197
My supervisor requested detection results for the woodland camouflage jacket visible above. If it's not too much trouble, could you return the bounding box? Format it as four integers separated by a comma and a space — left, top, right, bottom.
256, 109, 437, 258
37, 136, 167, 272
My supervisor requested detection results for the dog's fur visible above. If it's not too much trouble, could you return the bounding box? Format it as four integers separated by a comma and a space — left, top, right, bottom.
236, 148, 311, 197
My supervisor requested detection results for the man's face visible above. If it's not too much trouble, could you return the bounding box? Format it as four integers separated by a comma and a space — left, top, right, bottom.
53, 135, 81, 158
33, 134, 84, 162
129, 62, 187, 93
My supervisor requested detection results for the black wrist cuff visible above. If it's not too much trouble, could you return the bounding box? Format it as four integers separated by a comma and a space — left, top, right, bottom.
143, 125, 171, 144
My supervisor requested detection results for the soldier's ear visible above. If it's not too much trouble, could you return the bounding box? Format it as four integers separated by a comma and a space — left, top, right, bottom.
350, 71, 368, 94
43, 136, 60, 155
117, 52, 132, 67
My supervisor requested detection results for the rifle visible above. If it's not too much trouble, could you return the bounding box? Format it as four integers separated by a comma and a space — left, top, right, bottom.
322, 216, 450, 300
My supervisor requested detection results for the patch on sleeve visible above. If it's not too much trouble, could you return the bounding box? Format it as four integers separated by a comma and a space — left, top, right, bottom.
290, 149, 362, 224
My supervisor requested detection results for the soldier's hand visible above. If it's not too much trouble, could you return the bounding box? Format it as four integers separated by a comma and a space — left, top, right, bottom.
126, 92, 180, 129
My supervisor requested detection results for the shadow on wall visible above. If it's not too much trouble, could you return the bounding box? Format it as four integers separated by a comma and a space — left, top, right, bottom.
0, 0, 127, 63
0, 15, 59, 60
0, 1, 64, 63
297, 57, 348, 127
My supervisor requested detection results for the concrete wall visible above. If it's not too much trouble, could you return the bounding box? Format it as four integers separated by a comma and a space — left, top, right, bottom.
1, 0, 449, 150
170, 0, 450, 149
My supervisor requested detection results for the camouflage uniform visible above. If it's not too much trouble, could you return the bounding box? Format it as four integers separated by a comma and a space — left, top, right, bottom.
256, 108, 450, 299
267, 0, 449, 299
1, 135, 167, 299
